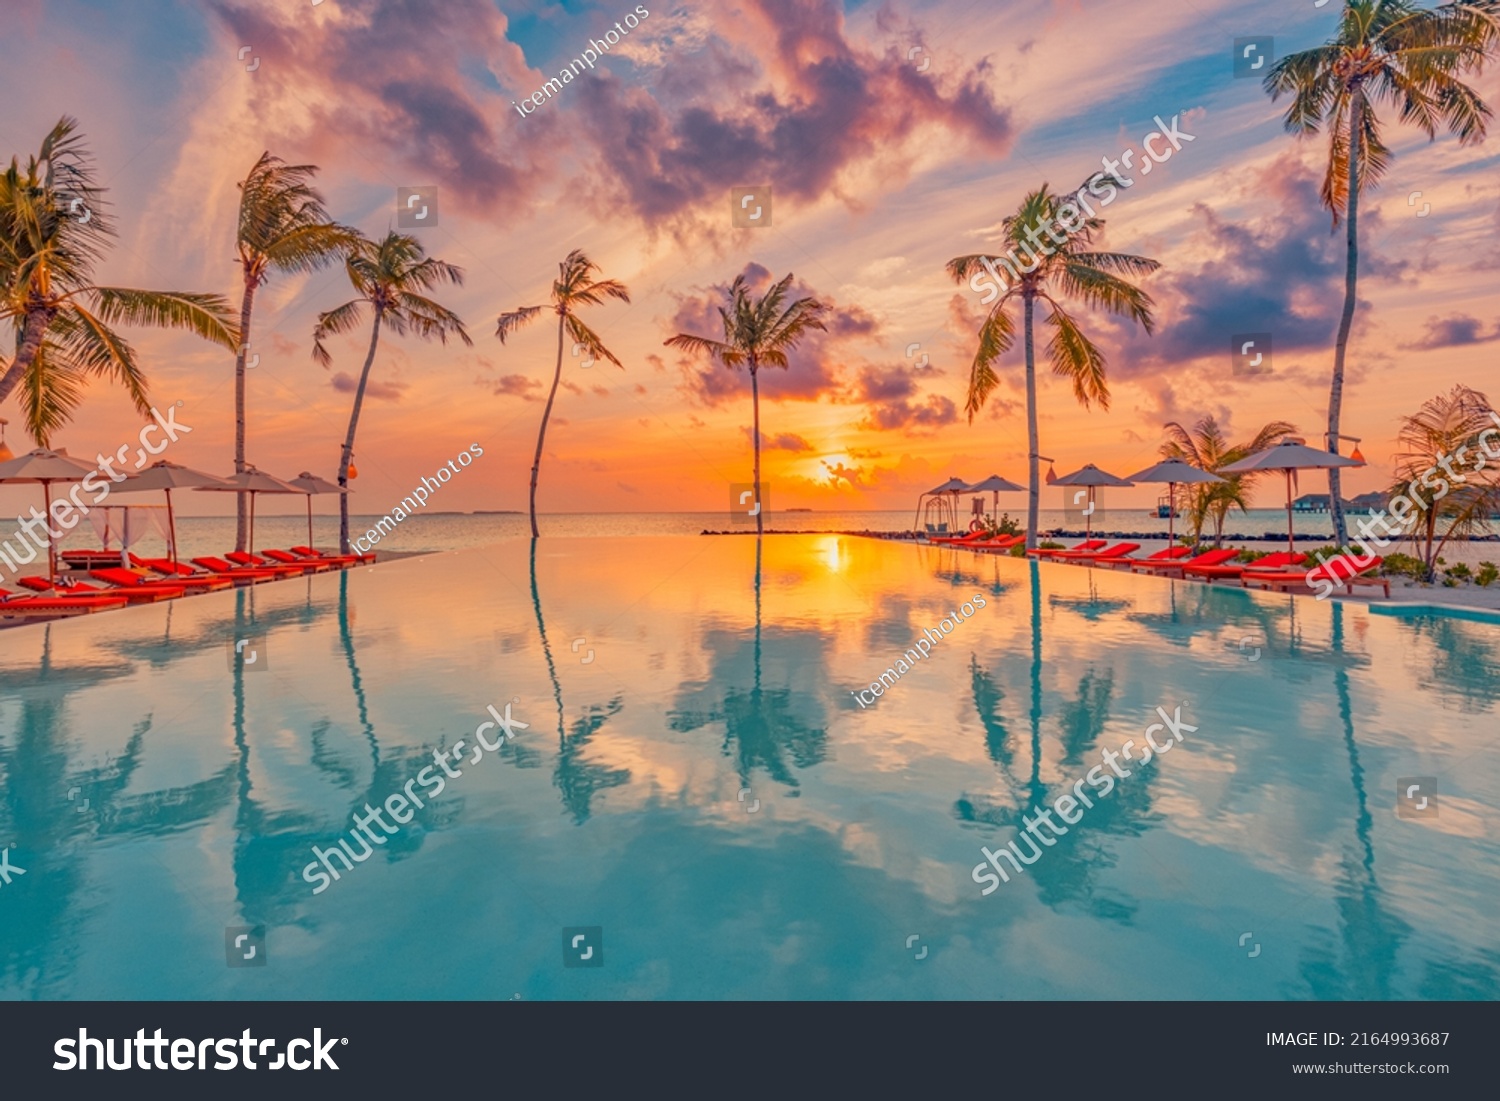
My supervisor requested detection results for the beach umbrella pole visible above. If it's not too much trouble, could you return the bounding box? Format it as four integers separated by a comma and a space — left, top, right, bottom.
1168, 482, 1176, 546
43, 481, 55, 583
166, 487, 178, 565
1285, 470, 1295, 554
306, 496, 314, 549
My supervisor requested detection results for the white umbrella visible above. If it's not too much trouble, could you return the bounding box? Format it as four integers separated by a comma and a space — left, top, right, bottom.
1125, 458, 1225, 546
0, 448, 97, 582
113, 461, 234, 564
1220, 438, 1364, 553
1052, 464, 1134, 538
193, 466, 306, 551
965, 473, 1026, 520
286, 472, 348, 549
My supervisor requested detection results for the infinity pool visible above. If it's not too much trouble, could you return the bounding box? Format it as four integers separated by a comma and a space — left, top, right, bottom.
1, 535, 1496, 1000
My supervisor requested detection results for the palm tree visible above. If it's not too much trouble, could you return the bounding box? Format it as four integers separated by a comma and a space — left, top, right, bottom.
665, 272, 828, 536
232, 153, 355, 550
496, 250, 630, 537
947, 184, 1159, 549
1388, 385, 1499, 579
0, 117, 238, 444
312, 231, 471, 554
1264, 1, 1500, 547
1160, 415, 1297, 545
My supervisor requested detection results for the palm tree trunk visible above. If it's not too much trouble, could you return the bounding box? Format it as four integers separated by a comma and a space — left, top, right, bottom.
1327, 92, 1363, 549
233, 278, 257, 551
0, 306, 57, 407
750, 356, 764, 537
338, 305, 383, 555
529, 313, 567, 539
1023, 291, 1039, 550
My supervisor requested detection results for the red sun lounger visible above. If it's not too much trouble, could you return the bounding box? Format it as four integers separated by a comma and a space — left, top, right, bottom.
1051, 541, 1141, 563
224, 551, 317, 575
0, 587, 130, 616
134, 556, 269, 587
1028, 539, 1106, 559
191, 556, 293, 581
291, 545, 374, 565
1133, 547, 1241, 576
1185, 551, 1307, 581
261, 548, 344, 570
930, 531, 990, 545
91, 566, 232, 594
17, 575, 184, 604
973, 534, 1026, 551
1096, 545, 1192, 570
1241, 556, 1389, 597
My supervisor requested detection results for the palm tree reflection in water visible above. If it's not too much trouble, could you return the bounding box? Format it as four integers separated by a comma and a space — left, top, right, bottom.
669, 536, 828, 791
530, 538, 628, 824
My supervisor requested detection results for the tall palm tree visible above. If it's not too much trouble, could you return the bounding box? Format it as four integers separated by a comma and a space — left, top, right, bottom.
496, 250, 630, 537
665, 272, 828, 536
947, 184, 1159, 549
232, 153, 355, 549
1388, 384, 1498, 578
0, 117, 238, 444
1160, 415, 1297, 545
1264, 0, 1500, 546
313, 231, 471, 554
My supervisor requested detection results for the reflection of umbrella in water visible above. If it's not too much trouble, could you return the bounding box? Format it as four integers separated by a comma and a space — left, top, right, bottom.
1220, 438, 1364, 553
287, 472, 348, 551
114, 461, 234, 564
0, 448, 97, 582
194, 466, 306, 551
1051, 464, 1134, 538
1125, 457, 1224, 546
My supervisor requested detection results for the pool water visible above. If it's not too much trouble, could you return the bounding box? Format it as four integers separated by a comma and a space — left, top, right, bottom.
1, 535, 1496, 1000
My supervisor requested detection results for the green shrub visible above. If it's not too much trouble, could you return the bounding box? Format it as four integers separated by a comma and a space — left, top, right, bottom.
1444, 562, 1472, 583
994, 512, 1022, 536
1037, 540, 1064, 550
1236, 549, 1270, 563
1477, 561, 1498, 588
1381, 552, 1426, 579
1008, 544, 1026, 558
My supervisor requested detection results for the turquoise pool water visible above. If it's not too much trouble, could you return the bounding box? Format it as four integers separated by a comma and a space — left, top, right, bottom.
1, 535, 1496, 1000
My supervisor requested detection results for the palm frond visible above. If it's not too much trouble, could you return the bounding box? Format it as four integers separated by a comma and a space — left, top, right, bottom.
311, 299, 367, 367
496, 305, 544, 342
92, 287, 239, 350
1043, 303, 1110, 410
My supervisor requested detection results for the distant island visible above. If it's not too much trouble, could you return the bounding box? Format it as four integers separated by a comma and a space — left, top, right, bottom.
786, 507, 813, 512
472, 510, 524, 515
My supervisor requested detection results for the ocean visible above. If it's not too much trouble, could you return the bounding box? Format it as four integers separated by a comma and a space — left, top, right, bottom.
2, 509, 1497, 565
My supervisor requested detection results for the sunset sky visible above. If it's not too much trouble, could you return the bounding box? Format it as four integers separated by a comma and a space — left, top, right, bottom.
2, 0, 1498, 519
